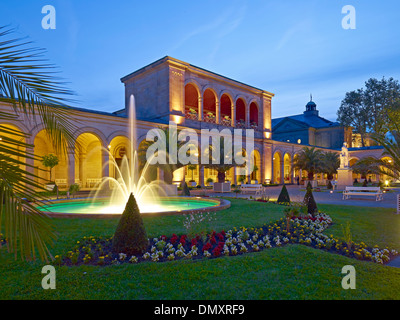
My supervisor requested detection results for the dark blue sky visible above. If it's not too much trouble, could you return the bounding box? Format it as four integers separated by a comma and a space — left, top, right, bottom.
2, 0, 400, 121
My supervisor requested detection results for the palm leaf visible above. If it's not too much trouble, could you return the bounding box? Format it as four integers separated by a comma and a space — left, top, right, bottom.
0, 120, 56, 261
0, 26, 78, 154
0, 26, 79, 261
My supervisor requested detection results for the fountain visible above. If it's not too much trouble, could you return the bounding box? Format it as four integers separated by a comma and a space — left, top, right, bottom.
89, 94, 169, 214
39, 95, 229, 216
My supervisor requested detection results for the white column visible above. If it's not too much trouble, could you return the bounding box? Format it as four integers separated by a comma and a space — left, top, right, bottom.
198, 97, 203, 121
67, 147, 75, 187
216, 101, 220, 124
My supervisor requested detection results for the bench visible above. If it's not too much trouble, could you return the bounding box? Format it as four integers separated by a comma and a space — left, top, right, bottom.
240, 184, 263, 195
55, 179, 67, 187
343, 186, 383, 201
86, 178, 102, 188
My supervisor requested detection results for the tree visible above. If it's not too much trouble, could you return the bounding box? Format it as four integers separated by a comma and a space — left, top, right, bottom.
41, 154, 59, 182
320, 152, 339, 181
349, 109, 400, 182
0, 26, 77, 261
138, 126, 191, 184
187, 164, 196, 181
337, 77, 400, 145
204, 137, 244, 183
293, 147, 324, 180
303, 183, 318, 216
337, 89, 369, 147
181, 181, 191, 197
277, 184, 290, 204
112, 193, 148, 256
363, 77, 400, 137
351, 157, 379, 180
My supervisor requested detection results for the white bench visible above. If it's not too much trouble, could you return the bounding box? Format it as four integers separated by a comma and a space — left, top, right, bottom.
343, 186, 383, 201
240, 184, 263, 195
55, 179, 67, 187
87, 178, 102, 187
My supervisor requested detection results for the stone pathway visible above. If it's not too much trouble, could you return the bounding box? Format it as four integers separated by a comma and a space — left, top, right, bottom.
194, 184, 398, 209
193, 184, 400, 267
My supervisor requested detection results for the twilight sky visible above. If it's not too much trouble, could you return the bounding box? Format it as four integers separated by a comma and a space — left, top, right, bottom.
1, 0, 400, 121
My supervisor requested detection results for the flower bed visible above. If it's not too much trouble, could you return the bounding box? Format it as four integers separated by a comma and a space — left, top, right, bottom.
54, 212, 399, 266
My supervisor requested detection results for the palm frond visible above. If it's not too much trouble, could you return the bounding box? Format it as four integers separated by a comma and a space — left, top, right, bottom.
0, 121, 56, 261
0, 26, 80, 261
0, 26, 78, 154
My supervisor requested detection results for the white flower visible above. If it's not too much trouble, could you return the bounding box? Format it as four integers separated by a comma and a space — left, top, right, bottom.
129, 256, 138, 263
167, 253, 175, 261
119, 253, 127, 261
151, 253, 159, 262
142, 252, 150, 260
175, 249, 185, 257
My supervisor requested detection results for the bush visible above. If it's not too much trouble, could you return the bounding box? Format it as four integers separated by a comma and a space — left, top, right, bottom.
303, 184, 318, 216
277, 184, 290, 204
112, 193, 149, 256
69, 183, 80, 198
362, 179, 368, 187
181, 181, 191, 196
326, 180, 333, 190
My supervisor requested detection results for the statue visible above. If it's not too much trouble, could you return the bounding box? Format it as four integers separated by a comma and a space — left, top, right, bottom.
340, 142, 349, 169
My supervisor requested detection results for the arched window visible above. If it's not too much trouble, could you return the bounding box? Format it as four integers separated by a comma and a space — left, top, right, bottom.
235, 98, 246, 128
220, 94, 232, 126
249, 102, 258, 129
203, 89, 217, 123
185, 83, 199, 120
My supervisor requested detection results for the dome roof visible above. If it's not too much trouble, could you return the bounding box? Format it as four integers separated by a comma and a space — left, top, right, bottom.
305, 97, 317, 111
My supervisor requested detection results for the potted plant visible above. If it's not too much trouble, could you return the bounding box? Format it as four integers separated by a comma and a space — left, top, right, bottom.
250, 121, 258, 129
206, 177, 214, 186
41, 154, 59, 190
238, 175, 246, 185
222, 115, 231, 126
251, 165, 259, 184
187, 164, 197, 187
68, 183, 80, 198
236, 119, 245, 128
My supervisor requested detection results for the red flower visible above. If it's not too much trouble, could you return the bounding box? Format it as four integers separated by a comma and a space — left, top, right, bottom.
180, 236, 186, 245
210, 236, 217, 245
170, 234, 178, 244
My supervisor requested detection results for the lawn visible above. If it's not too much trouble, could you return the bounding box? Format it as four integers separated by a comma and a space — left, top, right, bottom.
1, 198, 400, 300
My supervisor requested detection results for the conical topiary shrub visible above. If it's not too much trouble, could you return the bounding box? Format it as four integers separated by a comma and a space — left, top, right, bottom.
327, 180, 333, 190
112, 193, 148, 256
303, 185, 318, 216
277, 184, 290, 204
181, 181, 191, 197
